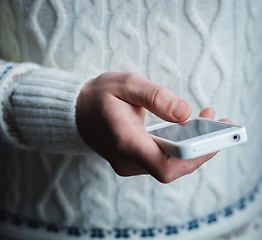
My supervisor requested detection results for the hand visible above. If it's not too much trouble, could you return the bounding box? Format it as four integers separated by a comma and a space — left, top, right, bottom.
76, 72, 227, 183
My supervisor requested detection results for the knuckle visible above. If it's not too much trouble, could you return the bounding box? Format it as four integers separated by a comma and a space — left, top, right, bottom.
121, 72, 141, 86
158, 174, 174, 184
96, 72, 109, 83
98, 72, 107, 79
147, 87, 173, 113
155, 165, 175, 184
148, 87, 162, 108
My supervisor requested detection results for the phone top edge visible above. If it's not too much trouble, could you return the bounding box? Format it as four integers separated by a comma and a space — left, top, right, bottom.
151, 127, 247, 160
146, 122, 175, 132
146, 117, 244, 133
150, 125, 247, 146
189, 117, 243, 128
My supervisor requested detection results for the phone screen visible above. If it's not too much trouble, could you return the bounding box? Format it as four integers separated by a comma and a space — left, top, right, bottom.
149, 119, 232, 142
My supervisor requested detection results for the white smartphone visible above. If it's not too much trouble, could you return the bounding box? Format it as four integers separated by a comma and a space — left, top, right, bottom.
147, 117, 247, 159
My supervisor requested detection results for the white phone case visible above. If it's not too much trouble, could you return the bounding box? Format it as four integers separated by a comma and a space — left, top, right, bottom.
147, 118, 247, 160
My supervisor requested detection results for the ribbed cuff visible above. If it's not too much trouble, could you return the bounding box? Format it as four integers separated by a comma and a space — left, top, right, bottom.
0, 62, 40, 148
1, 64, 94, 153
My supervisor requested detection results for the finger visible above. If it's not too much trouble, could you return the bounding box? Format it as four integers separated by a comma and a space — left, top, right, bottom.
111, 158, 148, 177
218, 118, 232, 124
121, 123, 213, 183
113, 120, 176, 182
141, 150, 217, 183
115, 73, 192, 122
119, 122, 217, 183
171, 152, 217, 179
199, 107, 215, 119
144, 109, 230, 182
199, 108, 232, 124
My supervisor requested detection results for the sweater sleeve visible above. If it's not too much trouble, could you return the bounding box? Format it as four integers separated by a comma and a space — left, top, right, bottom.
0, 60, 93, 154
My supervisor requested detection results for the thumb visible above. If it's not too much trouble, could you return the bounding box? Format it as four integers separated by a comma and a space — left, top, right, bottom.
116, 73, 192, 122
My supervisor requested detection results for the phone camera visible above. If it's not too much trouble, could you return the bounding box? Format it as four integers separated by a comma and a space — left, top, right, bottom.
232, 134, 240, 142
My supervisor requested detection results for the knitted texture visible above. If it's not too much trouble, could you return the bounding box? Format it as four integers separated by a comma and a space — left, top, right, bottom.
0, 61, 91, 152
0, 0, 262, 239
0, 62, 40, 147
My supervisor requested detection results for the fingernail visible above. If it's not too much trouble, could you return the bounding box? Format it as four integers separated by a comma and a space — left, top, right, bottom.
172, 100, 192, 121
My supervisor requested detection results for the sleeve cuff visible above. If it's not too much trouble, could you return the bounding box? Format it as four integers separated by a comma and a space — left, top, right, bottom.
1, 63, 94, 154
0, 62, 40, 148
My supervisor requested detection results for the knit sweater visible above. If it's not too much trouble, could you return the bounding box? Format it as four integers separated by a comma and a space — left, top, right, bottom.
0, 0, 262, 239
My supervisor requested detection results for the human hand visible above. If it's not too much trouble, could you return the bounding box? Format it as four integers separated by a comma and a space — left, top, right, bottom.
76, 72, 227, 183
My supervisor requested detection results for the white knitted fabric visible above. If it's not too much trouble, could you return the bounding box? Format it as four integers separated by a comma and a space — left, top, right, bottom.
0, 62, 90, 152
0, 0, 262, 239
0, 62, 39, 147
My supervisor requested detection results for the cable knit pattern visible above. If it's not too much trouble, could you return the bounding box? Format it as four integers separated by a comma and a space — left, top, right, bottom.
36, 153, 75, 225
78, 155, 114, 229
73, 0, 107, 75
186, 0, 227, 109
144, 0, 183, 126
29, 0, 67, 67
184, 0, 232, 219
108, 0, 145, 74
0, 0, 262, 239
240, 0, 262, 195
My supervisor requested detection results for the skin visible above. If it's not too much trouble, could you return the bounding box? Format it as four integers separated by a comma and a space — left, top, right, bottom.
76, 72, 230, 183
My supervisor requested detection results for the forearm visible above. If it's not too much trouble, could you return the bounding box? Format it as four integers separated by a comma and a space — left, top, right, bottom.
0, 59, 92, 154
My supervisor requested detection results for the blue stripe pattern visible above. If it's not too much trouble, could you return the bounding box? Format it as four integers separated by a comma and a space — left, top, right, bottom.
0, 176, 261, 238
0, 65, 14, 147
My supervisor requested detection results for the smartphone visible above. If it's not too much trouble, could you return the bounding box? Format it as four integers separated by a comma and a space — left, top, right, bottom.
147, 117, 247, 159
